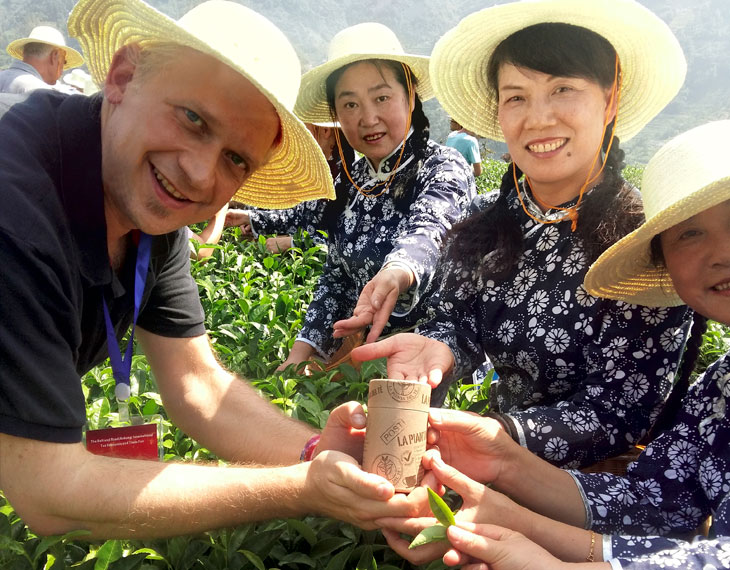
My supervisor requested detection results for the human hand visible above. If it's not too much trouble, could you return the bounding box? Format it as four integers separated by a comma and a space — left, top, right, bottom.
316, 401, 367, 463
276, 342, 323, 373
377, 453, 528, 565
443, 523, 569, 570
264, 236, 293, 253
350, 333, 454, 388
303, 450, 419, 530
333, 267, 412, 343
224, 208, 250, 228
425, 408, 516, 485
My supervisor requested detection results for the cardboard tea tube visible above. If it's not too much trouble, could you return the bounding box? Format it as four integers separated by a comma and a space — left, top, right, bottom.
362, 379, 431, 492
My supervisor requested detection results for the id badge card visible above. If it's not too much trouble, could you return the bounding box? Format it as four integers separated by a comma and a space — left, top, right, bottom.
85, 413, 163, 461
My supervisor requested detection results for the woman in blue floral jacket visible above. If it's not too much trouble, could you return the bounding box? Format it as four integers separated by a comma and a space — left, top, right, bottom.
282, 22, 475, 372
353, 0, 693, 466
381, 121, 730, 570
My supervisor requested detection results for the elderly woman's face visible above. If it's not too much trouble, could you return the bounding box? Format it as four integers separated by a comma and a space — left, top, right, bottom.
333, 61, 413, 169
497, 63, 615, 199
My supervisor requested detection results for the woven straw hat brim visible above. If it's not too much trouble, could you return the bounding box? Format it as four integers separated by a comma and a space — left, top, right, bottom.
67, 0, 334, 209
295, 54, 433, 124
430, 0, 686, 142
584, 120, 730, 307
7, 38, 85, 70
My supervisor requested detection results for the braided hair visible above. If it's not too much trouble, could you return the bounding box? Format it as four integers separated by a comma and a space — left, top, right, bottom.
448, 22, 643, 279
322, 59, 431, 235
641, 235, 708, 442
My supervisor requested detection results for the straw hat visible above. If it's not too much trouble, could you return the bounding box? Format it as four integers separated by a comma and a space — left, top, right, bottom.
295, 22, 433, 123
62, 68, 92, 89
430, 0, 686, 142
67, 0, 334, 209
584, 120, 730, 307
7, 25, 84, 70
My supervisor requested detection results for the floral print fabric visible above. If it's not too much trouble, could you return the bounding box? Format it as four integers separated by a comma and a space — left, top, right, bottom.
572, 352, 730, 569
419, 189, 692, 467
297, 135, 475, 359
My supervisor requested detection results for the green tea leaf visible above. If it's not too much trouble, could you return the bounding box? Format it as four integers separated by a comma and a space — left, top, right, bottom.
324, 547, 354, 570
408, 524, 448, 549
287, 518, 317, 546
92, 539, 123, 570
355, 546, 375, 570
239, 549, 265, 570
427, 487, 456, 526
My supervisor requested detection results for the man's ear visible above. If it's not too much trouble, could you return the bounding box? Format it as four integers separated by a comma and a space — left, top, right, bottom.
104, 43, 142, 104
48, 49, 64, 81
49, 48, 62, 68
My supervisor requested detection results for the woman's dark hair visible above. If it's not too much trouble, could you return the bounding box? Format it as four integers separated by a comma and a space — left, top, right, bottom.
449, 23, 641, 279
643, 234, 707, 442
643, 312, 707, 443
321, 59, 431, 235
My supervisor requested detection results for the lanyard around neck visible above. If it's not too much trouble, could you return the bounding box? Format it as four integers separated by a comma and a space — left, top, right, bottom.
102, 232, 152, 401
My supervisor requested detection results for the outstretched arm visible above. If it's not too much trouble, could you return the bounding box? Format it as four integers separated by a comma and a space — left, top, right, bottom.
0, 432, 415, 539
139, 328, 313, 464
426, 409, 587, 526
190, 203, 229, 260
379, 453, 596, 566
350, 332, 454, 387
333, 265, 414, 343
443, 522, 607, 570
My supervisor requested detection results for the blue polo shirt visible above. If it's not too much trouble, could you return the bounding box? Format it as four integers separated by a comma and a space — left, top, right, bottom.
0, 90, 205, 443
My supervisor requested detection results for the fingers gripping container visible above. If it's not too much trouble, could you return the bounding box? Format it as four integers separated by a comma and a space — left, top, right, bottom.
363, 379, 431, 492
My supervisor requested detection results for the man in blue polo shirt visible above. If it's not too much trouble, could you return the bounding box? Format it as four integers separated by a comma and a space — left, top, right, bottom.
445, 118, 483, 177
0, 0, 416, 539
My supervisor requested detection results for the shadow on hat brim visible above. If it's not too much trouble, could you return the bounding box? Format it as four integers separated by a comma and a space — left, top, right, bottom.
68, 0, 334, 209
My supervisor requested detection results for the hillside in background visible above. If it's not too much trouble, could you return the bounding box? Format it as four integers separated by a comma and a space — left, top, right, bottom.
2, 0, 728, 164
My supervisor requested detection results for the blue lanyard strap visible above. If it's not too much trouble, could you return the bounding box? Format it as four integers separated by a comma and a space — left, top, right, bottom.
102, 232, 152, 401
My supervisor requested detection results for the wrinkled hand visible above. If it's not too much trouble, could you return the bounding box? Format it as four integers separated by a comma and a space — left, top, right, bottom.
426, 409, 516, 484
350, 333, 453, 387
224, 208, 250, 228
333, 268, 410, 343
316, 401, 367, 463
303, 450, 419, 530
443, 523, 567, 570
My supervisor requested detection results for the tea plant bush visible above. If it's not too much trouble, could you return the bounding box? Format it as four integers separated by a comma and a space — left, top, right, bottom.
0, 227, 492, 570
2, 158, 724, 569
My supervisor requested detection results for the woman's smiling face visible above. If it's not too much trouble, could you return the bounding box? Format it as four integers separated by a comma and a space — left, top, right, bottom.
333, 61, 413, 170
496, 63, 615, 204
661, 199, 730, 326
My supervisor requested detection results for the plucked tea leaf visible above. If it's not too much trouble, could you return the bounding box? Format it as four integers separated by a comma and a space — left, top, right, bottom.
427, 487, 456, 526
408, 524, 448, 549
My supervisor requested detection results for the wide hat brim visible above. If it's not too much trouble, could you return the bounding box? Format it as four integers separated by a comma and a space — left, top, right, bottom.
430, 0, 686, 142
7, 38, 85, 70
68, 0, 334, 209
585, 120, 730, 307
295, 53, 433, 124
